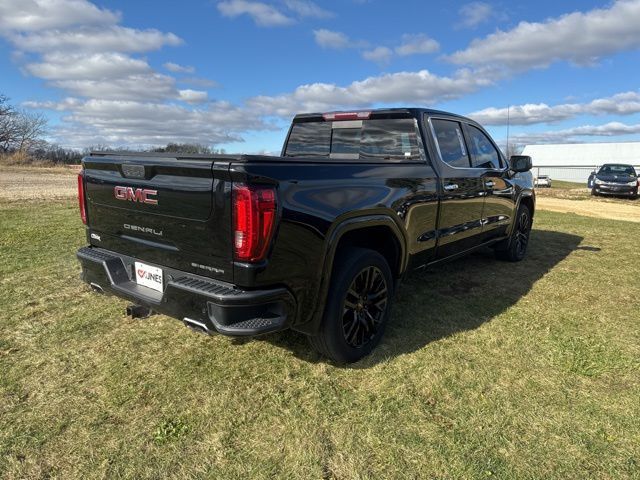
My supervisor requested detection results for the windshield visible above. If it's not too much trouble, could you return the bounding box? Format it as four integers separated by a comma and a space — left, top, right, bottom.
284, 118, 422, 161
598, 164, 637, 176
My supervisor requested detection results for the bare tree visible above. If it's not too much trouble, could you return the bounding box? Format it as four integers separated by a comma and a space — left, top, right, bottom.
0, 95, 19, 152
13, 110, 48, 152
0, 95, 48, 153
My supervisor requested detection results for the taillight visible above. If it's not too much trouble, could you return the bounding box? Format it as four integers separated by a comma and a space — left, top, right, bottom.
233, 184, 277, 262
77, 171, 87, 225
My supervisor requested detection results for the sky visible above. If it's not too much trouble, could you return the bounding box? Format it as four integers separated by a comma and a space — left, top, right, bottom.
1, 0, 640, 154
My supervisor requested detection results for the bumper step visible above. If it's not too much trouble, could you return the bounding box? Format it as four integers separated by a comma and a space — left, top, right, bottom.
77, 246, 295, 336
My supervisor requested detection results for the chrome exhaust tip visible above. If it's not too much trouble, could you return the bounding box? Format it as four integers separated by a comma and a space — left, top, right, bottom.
183, 317, 212, 335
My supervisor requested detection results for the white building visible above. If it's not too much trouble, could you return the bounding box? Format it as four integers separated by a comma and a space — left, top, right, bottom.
521, 142, 640, 183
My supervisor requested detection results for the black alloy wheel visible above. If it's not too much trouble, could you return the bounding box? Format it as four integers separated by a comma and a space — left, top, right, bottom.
513, 207, 530, 258
309, 247, 394, 363
495, 203, 532, 262
341, 266, 388, 349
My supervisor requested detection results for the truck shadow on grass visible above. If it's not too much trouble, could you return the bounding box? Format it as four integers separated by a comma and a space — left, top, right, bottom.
260, 229, 585, 366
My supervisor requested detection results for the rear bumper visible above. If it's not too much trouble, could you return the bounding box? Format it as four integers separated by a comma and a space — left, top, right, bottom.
77, 246, 296, 336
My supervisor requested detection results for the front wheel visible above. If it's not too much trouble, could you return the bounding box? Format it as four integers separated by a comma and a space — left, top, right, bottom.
309, 248, 393, 363
495, 204, 532, 262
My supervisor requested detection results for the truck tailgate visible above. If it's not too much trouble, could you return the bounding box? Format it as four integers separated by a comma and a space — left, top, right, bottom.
83, 155, 233, 283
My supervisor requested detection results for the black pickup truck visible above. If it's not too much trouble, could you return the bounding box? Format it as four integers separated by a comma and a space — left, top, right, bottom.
77, 108, 535, 362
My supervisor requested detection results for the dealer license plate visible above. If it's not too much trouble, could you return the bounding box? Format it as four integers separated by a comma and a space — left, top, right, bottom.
134, 261, 164, 292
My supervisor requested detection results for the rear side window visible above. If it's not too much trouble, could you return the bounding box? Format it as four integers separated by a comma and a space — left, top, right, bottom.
466, 125, 502, 169
284, 118, 421, 161
431, 119, 470, 168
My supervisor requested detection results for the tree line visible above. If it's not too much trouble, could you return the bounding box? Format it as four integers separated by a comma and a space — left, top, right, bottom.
0, 94, 225, 165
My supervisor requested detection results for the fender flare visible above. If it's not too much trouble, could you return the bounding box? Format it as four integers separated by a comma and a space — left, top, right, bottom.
295, 214, 408, 335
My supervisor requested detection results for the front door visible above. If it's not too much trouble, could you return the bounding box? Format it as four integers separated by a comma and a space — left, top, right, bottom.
463, 123, 516, 241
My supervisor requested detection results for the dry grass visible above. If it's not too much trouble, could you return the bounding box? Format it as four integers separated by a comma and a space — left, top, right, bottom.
537, 197, 640, 223
1, 199, 639, 479
0, 167, 78, 201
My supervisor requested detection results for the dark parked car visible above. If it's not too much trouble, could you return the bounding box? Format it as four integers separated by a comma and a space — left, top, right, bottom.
76, 108, 535, 363
591, 164, 638, 198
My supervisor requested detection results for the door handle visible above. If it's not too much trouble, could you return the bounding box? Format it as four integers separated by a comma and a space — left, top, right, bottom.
443, 184, 459, 191
485, 181, 495, 188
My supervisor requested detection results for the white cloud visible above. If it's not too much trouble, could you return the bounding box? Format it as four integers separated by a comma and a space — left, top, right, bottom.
28, 98, 274, 148
51, 75, 178, 101
8, 26, 181, 53
458, 2, 494, 28
0, 0, 120, 32
313, 29, 354, 49
469, 91, 640, 126
178, 89, 209, 104
246, 68, 496, 117
0, 0, 236, 148
447, 0, 640, 70
217, 0, 294, 27
362, 46, 393, 64
283, 0, 332, 18
395, 34, 439, 56
24, 52, 151, 80
511, 122, 640, 144
316, 31, 439, 64
164, 62, 195, 73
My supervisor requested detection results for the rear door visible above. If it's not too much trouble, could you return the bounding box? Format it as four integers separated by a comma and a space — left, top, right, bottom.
83, 154, 233, 283
428, 117, 486, 259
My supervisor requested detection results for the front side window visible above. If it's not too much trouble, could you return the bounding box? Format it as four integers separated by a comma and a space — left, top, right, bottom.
467, 125, 502, 169
431, 119, 470, 168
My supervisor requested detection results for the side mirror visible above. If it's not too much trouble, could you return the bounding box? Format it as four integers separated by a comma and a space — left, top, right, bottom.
591, 171, 596, 175
510, 155, 532, 173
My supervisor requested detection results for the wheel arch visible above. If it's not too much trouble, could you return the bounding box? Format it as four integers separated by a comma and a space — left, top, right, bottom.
297, 214, 408, 335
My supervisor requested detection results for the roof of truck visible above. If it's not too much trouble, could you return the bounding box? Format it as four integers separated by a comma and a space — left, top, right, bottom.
292, 107, 471, 123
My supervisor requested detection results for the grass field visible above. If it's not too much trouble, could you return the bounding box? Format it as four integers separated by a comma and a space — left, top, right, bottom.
1, 198, 639, 479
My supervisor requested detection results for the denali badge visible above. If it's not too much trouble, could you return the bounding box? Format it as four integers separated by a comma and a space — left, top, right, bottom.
124, 224, 163, 236
114, 186, 158, 205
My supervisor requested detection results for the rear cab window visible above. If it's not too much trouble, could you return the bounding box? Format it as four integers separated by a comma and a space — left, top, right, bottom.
284, 118, 423, 162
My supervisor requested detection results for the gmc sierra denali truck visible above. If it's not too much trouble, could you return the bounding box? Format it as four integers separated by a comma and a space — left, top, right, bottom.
77, 108, 535, 363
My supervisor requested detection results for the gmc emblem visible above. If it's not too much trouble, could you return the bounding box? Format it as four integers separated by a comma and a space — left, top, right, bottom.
114, 186, 158, 205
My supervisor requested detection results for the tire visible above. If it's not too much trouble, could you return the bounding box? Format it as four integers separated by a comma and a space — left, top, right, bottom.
495, 203, 532, 262
309, 247, 394, 363
591, 188, 598, 196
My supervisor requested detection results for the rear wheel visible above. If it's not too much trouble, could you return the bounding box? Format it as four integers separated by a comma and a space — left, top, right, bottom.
495, 203, 532, 262
309, 248, 393, 363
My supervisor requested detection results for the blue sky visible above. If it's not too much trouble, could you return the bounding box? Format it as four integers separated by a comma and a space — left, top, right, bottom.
1, 0, 640, 153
